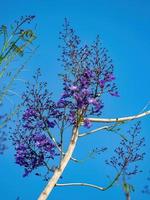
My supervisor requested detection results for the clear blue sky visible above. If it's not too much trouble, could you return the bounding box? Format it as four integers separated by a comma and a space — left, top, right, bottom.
0, 0, 150, 199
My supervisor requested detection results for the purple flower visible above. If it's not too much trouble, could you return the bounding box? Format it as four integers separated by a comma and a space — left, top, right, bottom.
106, 73, 115, 81
99, 80, 105, 88
23, 108, 37, 120
83, 119, 92, 128
57, 99, 69, 108
81, 88, 90, 96
69, 85, 78, 91
88, 98, 97, 104
47, 121, 55, 128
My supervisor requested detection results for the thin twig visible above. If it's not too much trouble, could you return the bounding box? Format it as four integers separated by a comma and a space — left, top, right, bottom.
79, 125, 114, 137
56, 182, 104, 190
79, 123, 127, 140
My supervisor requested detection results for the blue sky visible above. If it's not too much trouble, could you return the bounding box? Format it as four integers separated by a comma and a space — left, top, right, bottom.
0, 0, 150, 199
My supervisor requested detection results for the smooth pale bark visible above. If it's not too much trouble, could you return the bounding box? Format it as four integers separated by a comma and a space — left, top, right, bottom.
79, 125, 115, 137
38, 126, 79, 200
56, 182, 104, 190
86, 110, 150, 123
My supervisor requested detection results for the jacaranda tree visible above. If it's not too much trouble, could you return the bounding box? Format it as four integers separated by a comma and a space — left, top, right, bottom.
3, 18, 150, 200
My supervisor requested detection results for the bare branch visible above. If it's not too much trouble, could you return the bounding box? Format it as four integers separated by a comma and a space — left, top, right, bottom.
79, 125, 115, 137
79, 122, 126, 138
56, 169, 122, 191
85, 110, 150, 123
56, 182, 104, 190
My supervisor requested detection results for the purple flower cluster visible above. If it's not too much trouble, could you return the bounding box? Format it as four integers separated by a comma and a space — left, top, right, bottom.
12, 70, 59, 176
56, 19, 119, 128
106, 122, 145, 177
21, 69, 57, 131
13, 127, 57, 177
56, 67, 104, 126
60, 67, 104, 111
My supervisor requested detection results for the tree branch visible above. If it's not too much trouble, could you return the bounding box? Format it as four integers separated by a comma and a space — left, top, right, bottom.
38, 126, 79, 200
56, 169, 122, 191
79, 123, 127, 139
85, 110, 150, 123
56, 182, 104, 190
79, 123, 120, 137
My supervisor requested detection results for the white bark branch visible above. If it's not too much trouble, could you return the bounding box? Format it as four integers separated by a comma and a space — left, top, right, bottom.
56, 182, 104, 190
38, 126, 79, 200
85, 110, 150, 123
79, 125, 115, 137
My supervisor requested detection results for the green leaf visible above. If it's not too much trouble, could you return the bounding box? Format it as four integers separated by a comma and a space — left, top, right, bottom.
123, 182, 135, 193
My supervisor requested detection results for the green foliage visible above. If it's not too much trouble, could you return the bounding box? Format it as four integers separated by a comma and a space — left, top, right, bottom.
0, 16, 36, 134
